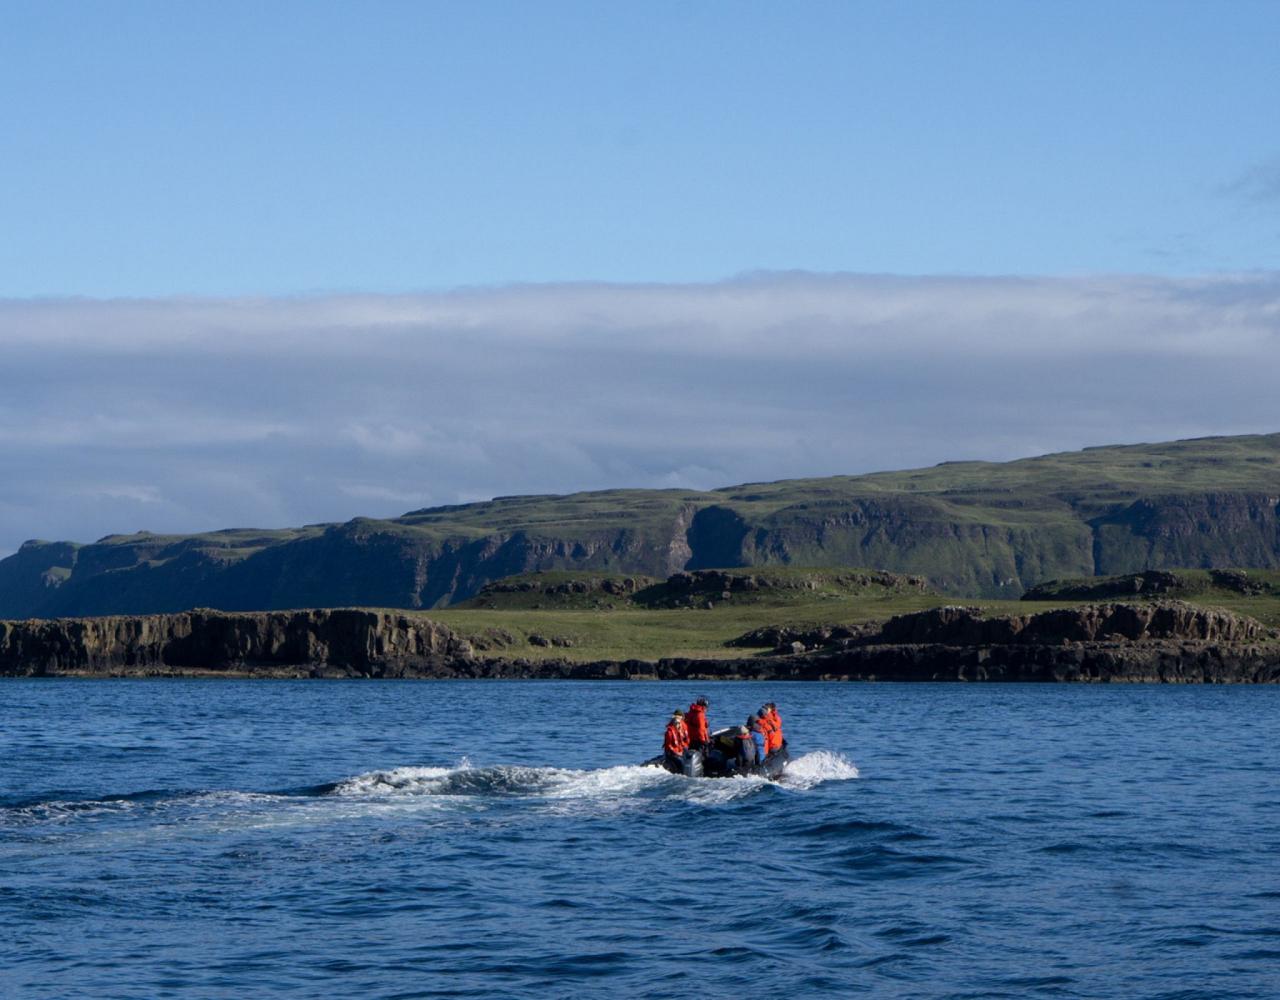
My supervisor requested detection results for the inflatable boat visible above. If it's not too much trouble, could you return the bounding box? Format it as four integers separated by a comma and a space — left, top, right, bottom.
644, 727, 790, 780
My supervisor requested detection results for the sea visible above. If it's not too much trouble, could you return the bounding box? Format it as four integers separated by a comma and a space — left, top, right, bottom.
1, 679, 1278, 999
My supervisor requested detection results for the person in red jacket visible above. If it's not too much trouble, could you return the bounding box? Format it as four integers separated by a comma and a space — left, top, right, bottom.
663, 710, 689, 770
685, 696, 710, 750
765, 702, 783, 753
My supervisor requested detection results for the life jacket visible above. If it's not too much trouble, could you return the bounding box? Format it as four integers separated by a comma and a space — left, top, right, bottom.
764, 709, 783, 753
751, 717, 770, 758
685, 703, 709, 744
664, 720, 689, 755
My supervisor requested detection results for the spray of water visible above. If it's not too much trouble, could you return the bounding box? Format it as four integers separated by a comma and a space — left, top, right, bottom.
776, 750, 860, 790
2, 752, 861, 835
327, 750, 858, 805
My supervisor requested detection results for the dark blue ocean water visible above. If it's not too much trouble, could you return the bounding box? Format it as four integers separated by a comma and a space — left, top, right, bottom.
2, 680, 1278, 999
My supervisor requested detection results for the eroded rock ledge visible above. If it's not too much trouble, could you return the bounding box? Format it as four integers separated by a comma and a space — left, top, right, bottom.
0, 609, 472, 678
1, 602, 1278, 682
766, 602, 1280, 683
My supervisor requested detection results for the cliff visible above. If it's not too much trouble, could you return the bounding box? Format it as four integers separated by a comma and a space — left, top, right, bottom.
3, 602, 1278, 683
731, 602, 1280, 683
3, 432, 1280, 616
0, 609, 473, 678
1022, 568, 1280, 601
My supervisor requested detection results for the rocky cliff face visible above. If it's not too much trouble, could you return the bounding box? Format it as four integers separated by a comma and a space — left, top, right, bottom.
870, 601, 1269, 646
1090, 493, 1280, 575
5, 516, 700, 618
1022, 568, 1276, 601
729, 497, 1098, 597
762, 602, 1280, 683
4, 602, 1277, 683
4, 434, 1280, 616
0, 609, 472, 677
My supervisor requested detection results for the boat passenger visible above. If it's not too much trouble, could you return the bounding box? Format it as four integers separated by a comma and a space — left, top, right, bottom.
761, 704, 782, 754
663, 710, 689, 770
766, 702, 783, 748
750, 713, 768, 764
685, 696, 710, 750
734, 724, 756, 771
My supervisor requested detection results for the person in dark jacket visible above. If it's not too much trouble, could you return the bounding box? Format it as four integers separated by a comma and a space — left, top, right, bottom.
733, 724, 756, 773
749, 713, 768, 765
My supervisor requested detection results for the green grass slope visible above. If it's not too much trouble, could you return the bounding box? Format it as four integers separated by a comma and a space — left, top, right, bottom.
3, 432, 1279, 617
434, 569, 951, 662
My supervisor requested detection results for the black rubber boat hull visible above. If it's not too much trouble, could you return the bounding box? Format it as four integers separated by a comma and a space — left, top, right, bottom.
643, 741, 790, 780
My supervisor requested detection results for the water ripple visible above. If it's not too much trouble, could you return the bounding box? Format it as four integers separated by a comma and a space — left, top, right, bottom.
2, 679, 1278, 1000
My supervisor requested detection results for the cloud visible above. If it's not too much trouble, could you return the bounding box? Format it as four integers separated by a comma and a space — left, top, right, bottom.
1, 272, 1278, 552
81, 485, 164, 504
1223, 157, 1280, 205
337, 483, 434, 506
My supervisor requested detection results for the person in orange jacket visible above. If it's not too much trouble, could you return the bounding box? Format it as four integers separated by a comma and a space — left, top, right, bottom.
754, 705, 777, 755
663, 709, 689, 770
764, 702, 783, 753
685, 696, 710, 750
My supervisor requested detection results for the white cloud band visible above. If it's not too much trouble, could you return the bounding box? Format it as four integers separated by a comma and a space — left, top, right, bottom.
1, 272, 1277, 555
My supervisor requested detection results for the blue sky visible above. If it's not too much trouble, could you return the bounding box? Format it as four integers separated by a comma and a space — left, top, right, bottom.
1, 3, 1278, 555
2, 0, 1277, 296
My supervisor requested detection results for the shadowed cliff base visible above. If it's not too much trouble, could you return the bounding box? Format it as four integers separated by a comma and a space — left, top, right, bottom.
3, 602, 1278, 683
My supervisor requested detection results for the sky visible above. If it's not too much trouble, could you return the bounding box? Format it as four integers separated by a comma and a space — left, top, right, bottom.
1, 2, 1278, 555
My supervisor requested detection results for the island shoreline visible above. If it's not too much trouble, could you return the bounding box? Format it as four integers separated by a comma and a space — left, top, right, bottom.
4, 602, 1279, 683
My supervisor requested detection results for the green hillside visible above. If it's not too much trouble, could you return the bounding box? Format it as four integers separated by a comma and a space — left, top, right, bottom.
456, 566, 931, 610
3, 433, 1279, 617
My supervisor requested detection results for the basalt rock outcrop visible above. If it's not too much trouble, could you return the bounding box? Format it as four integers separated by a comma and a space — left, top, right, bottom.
868, 601, 1269, 646
0, 609, 474, 678
4, 601, 1279, 682
1022, 568, 1274, 601
466, 567, 931, 610
759, 602, 1280, 683
655, 568, 928, 605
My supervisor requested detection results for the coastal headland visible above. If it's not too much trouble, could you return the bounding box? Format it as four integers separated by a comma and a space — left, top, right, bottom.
4, 595, 1278, 682
5, 432, 1280, 682
4, 433, 1280, 618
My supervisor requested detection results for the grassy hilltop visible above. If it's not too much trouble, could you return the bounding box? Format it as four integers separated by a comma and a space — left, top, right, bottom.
3, 432, 1280, 618
427, 565, 1280, 664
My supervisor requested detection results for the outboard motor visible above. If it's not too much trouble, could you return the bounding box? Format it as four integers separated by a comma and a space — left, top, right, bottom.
680, 749, 705, 778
